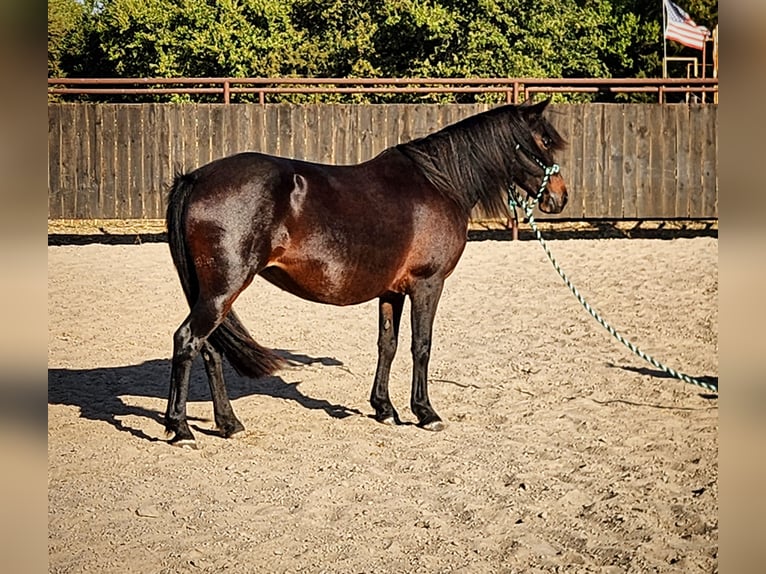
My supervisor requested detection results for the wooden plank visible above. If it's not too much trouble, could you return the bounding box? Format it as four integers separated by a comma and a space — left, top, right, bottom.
263, 104, 279, 156
243, 104, 258, 153
581, 105, 603, 218
674, 105, 692, 218
369, 104, 388, 157
59, 105, 78, 218
71, 103, 88, 217
434, 104, 450, 136
76, 105, 98, 218
209, 104, 226, 162
574, 104, 588, 219
357, 105, 374, 161
619, 105, 637, 219
48, 105, 62, 218
292, 104, 307, 161
658, 104, 676, 218
142, 104, 161, 218
100, 106, 118, 218
196, 104, 212, 168
396, 105, 412, 145
155, 104, 172, 215
658, 105, 678, 218
423, 103, 439, 138
90, 105, 104, 217
140, 104, 153, 218
248, 104, 266, 153
568, 104, 583, 219
386, 105, 401, 150
181, 104, 198, 173
303, 104, 320, 161
126, 105, 144, 218
346, 104, 360, 164
689, 105, 714, 218
411, 104, 430, 140
548, 103, 572, 220
166, 105, 183, 178
334, 104, 348, 164
562, 104, 585, 218
331, 105, 348, 164
230, 104, 245, 152
604, 105, 625, 218
226, 104, 244, 154
176, 104, 187, 173
644, 105, 665, 218
687, 105, 703, 217
317, 105, 333, 162
277, 104, 294, 159
217, 105, 233, 158
633, 105, 652, 219
441, 102, 456, 128
113, 106, 131, 217
699, 105, 718, 217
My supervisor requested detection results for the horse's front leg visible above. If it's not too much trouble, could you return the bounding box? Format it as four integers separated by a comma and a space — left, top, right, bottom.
370, 292, 405, 424
409, 278, 445, 431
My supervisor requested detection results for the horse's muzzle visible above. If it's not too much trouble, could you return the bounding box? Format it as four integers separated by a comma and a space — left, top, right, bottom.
538, 176, 568, 214
539, 193, 567, 214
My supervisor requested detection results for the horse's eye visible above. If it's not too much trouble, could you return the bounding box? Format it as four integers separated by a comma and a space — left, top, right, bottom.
541, 136, 552, 148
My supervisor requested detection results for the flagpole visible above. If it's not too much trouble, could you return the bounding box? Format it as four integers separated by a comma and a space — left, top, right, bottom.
662, 0, 668, 78
701, 35, 707, 102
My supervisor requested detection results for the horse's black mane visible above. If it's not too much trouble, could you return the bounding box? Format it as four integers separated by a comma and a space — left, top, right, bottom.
396, 102, 565, 219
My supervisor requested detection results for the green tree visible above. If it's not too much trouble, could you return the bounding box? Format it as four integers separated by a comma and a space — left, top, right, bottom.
48, 0, 86, 77
87, 0, 305, 78
51, 0, 718, 102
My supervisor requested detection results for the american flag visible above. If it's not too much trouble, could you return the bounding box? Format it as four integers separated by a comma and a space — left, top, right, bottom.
663, 0, 710, 51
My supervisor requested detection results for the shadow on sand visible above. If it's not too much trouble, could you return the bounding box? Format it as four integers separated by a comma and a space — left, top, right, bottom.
48, 350, 363, 443
610, 363, 718, 400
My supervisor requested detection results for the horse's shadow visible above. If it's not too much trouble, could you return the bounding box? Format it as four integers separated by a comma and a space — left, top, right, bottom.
48, 351, 363, 443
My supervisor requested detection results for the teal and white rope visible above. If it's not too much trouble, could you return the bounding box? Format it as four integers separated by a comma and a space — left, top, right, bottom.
509, 166, 718, 394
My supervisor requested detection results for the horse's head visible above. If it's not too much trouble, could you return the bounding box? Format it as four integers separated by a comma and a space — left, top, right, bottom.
514, 99, 568, 214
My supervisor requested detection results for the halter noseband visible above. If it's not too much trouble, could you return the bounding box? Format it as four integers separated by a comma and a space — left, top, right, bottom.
508, 142, 560, 214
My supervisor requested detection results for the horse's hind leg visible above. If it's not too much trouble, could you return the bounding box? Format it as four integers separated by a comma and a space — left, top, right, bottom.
166, 310, 210, 447
370, 292, 405, 424
166, 277, 250, 447
201, 342, 245, 438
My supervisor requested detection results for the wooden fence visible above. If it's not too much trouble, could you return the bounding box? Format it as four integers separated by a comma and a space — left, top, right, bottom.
47, 103, 718, 220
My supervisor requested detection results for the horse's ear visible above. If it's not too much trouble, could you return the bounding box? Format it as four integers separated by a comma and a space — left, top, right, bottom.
521, 98, 550, 116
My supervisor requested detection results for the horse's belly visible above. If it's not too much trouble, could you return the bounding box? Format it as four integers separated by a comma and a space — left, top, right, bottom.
259, 262, 389, 306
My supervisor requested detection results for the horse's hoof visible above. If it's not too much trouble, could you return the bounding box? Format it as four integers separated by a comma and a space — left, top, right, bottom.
380, 416, 397, 426
217, 422, 245, 438
170, 437, 198, 450
422, 420, 446, 432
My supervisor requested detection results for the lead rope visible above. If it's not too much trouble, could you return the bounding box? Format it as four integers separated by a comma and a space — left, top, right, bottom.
508, 165, 718, 394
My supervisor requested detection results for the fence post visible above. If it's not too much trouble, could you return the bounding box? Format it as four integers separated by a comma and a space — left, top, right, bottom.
223, 80, 230, 104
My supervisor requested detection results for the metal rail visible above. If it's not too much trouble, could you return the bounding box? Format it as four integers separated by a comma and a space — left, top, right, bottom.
47, 77, 719, 104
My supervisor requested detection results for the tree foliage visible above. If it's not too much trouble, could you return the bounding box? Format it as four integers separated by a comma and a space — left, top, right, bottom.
49, 0, 718, 102
48, 0, 86, 77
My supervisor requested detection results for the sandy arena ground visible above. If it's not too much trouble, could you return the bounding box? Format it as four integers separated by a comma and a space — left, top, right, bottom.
48, 234, 718, 573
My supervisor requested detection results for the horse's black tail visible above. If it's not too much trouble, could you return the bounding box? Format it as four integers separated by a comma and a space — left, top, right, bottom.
166, 172, 284, 379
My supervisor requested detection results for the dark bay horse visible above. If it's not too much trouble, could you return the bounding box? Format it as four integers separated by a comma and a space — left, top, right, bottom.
165, 99, 568, 447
